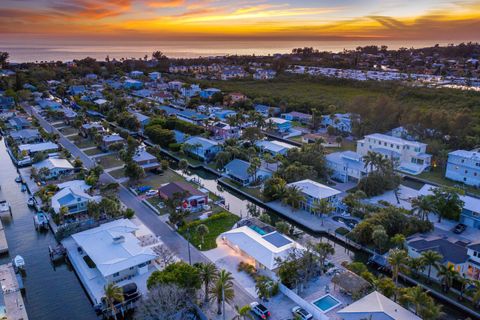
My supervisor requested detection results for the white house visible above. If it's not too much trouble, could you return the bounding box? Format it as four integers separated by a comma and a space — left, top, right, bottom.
287, 179, 341, 213
183, 136, 221, 162
255, 140, 296, 156
18, 142, 59, 155
132, 148, 160, 171
337, 291, 421, 320
67, 219, 158, 304
321, 113, 354, 133
445, 150, 480, 187
32, 158, 74, 180
223, 159, 272, 186
221, 225, 303, 272
51, 184, 101, 215
356, 133, 431, 175
326, 151, 372, 183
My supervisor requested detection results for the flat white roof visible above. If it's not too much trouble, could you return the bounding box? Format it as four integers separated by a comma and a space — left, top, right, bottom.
364, 133, 426, 147
267, 117, 291, 125
72, 219, 157, 278
18, 142, 58, 153
32, 158, 73, 171
337, 291, 421, 320
288, 179, 341, 199
221, 226, 303, 270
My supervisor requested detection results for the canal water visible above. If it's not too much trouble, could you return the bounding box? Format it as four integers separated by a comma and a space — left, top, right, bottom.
0, 140, 96, 320
177, 166, 467, 320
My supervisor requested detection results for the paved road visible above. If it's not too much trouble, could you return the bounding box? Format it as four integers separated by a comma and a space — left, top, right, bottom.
25, 105, 256, 309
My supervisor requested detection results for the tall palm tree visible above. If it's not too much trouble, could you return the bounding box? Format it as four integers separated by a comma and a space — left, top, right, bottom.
420, 250, 443, 283
104, 282, 124, 320
402, 286, 428, 315
363, 151, 380, 173
457, 274, 471, 301
387, 249, 408, 286
311, 198, 334, 225
210, 269, 235, 315
232, 304, 254, 320
436, 264, 459, 293
411, 196, 434, 221
282, 186, 305, 211
198, 262, 218, 304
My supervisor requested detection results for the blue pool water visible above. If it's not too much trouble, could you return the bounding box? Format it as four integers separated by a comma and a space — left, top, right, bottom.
249, 225, 267, 235
312, 295, 341, 312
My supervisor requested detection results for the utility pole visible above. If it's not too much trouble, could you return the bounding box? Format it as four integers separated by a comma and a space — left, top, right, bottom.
187, 227, 192, 265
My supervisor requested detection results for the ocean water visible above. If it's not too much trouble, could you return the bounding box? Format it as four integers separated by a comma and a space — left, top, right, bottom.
1, 39, 477, 63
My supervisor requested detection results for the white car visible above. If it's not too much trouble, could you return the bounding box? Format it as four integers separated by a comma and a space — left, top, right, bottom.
145, 190, 158, 197
250, 301, 270, 319
292, 306, 313, 320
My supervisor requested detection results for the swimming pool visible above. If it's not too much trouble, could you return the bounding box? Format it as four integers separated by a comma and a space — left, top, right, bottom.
249, 225, 267, 235
312, 294, 341, 313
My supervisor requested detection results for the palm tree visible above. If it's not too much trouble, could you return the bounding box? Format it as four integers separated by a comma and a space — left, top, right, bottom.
436, 264, 459, 293
210, 269, 235, 315
420, 250, 443, 283
391, 234, 406, 250
457, 274, 471, 301
411, 196, 434, 221
313, 242, 334, 272
363, 151, 380, 173
232, 304, 254, 320
282, 186, 305, 211
402, 286, 428, 316
247, 157, 261, 183
467, 280, 480, 308
103, 282, 124, 320
196, 224, 209, 245
198, 262, 218, 304
311, 199, 333, 225
387, 249, 408, 286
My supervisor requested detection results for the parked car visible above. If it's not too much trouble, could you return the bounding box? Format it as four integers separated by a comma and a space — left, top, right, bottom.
250, 302, 270, 319
453, 223, 467, 234
145, 189, 158, 197
292, 306, 313, 320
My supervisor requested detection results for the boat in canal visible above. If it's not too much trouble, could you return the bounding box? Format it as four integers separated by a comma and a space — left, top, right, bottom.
27, 197, 36, 207
13, 255, 25, 272
0, 200, 10, 214
21, 184, 27, 192
15, 176, 22, 183
33, 212, 49, 231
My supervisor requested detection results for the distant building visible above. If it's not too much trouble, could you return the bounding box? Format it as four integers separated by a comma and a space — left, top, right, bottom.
253, 69, 276, 80
224, 159, 272, 186
225, 92, 246, 105
356, 133, 431, 175
445, 150, 480, 187
132, 111, 150, 128
255, 140, 296, 156
123, 80, 143, 90
0, 96, 14, 110
129, 70, 144, 78
281, 111, 312, 124
287, 179, 341, 213
254, 104, 280, 117
38, 99, 62, 111
200, 88, 221, 99
302, 133, 340, 148
210, 122, 241, 140
148, 71, 161, 80
321, 113, 353, 133
213, 109, 236, 121
326, 151, 371, 183
101, 134, 125, 151
266, 117, 292, 133
80, 122, 106, 137
69, 85, 86, 96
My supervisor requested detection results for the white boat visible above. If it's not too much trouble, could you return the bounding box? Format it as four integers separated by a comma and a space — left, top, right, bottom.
34, 212, 49, 230
21, 184, 26, 192
27, 197, 36, 207
13, 255, 25, 270
0, 200, 9, 213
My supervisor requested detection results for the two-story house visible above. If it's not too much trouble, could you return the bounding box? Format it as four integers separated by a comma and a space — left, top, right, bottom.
445, 150, 480, 187
356, 133, 432, 175
210, 122, 240, 140
132, 148, 160, 171
287, 179, 341, 213
51, 184, 101, 215
326, 151, 372, 183
101, 134, 125, 151
321, 113, 354, 133
183, 136, 221, 162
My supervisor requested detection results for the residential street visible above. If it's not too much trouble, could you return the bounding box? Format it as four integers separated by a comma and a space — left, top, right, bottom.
24, 105, 258, 314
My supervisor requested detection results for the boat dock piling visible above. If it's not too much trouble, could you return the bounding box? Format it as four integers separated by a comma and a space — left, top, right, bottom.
0, 263, 29, 320
49, 245, 66, 262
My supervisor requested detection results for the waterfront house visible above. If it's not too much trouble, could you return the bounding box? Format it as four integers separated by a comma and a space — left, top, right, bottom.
129, 70, 144, 78
287, 179, 341, 213
10, 129, 41, 144
132, 111, 150, 129
32, 158, 74, 180
101, 134, 125, 151
281, 111, 312, 124
221, 66, 247, 80
66, 219, 158, 304
157, 105, 208, 125
266, 117, 292, 133
221, 222, 303, 273
418, 184, 480, 230
200, 88, 221, 99
326, 151, 372, 183
445, 150, 480, 187
255, 140, 296, 156
210, 122, 240, 140
123, 80, 143, 90
8, 117, 31, 130
0, 96, 14, 110
181, 84, 201, 98
132, 148, 160, 171
69, 85, 87, 96
51, 185, 101, 215
356, 133, 432, 175
337, 291, 421, 320
254, 104, 280, 117
183, 136, 221, 162
213, 109, 236, 121
224, 159, 272, 186
148, 71, 161, 80
321, 113, 353, 133
406, 235, 469, 279
466, 243, 480, 280
18, 142, 59, 155
158, 181, 208, 212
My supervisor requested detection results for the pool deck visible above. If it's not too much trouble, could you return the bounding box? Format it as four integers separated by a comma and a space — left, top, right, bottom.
0, 263, 29, 320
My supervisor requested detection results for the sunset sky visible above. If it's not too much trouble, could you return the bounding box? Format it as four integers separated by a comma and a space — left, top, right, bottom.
0, 0, 479, 41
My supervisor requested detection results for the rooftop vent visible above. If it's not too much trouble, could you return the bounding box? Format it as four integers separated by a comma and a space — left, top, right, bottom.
113, 235, 125, 244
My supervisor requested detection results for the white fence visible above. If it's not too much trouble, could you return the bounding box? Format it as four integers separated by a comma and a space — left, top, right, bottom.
279, 283, 329, 320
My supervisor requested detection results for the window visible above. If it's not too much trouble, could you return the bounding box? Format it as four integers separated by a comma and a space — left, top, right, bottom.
113, 272, 120, 277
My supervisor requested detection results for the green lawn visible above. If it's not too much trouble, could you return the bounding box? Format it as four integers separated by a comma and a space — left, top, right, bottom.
171, 151, 204, 166
178, 212, 240, 251
60, 127, 78, 135
145, 197, 167, 214
72, 138, 96, 149
96, 154, 124, 169
84, 148, 104, 156
109, 168, 126, 179
131, 169, 185, 189
221, 177, 266, 201
324, 139, 357, 154
415, 168, 480, 196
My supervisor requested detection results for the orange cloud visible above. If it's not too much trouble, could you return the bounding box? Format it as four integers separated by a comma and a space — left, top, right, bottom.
148, 0, 185, 8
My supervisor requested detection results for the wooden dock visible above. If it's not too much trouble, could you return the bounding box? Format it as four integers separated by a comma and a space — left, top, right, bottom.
0, 263, 29, 320
0, 219, 8, 254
